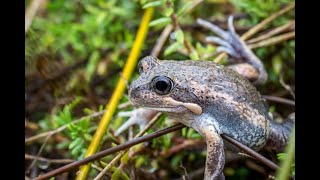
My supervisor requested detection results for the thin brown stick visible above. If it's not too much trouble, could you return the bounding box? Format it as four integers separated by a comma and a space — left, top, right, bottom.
262, 95, 295, 106
247, 21, 295, 44
94, 113, 162, 180
26, 135, 51, 173
33, 124, 185, 180
25, 154, 74, 164
151, 25, 173, 57
25, 110, 105, 144
279, 73, 295, 100
241, 3, 295, 41
25, 0, 44, 34
248, 32, 295, 49
214, 3, 295, 63
221, 134, 279, 171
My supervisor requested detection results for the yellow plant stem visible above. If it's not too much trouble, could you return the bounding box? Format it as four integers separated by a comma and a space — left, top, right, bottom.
76, 8, 154, 180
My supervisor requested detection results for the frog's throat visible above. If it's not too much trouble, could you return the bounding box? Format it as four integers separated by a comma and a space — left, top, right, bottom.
163, 97, 203, 115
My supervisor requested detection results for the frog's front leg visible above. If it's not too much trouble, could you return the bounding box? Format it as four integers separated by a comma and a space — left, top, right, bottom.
197, 16, 267, 85
191, 114, 225, 180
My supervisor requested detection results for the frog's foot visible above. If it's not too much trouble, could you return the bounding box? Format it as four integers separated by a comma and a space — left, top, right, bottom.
265, 113, 295, 152
192, 119, 225, 180
197, 16, 267, 84
114, 108, 158, 136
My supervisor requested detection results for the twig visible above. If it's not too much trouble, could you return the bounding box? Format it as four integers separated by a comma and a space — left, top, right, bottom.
25, 154, 74, 164
25, 119, 39, 130
25, 0, 44, 34
262, 95, 295, 106
94, 113, 162, 180
118, 101, 133, 109
26, 135, 51, 174
25, 110, 105, 144
151, 25, 173, 57
247, 21, 295, 44
33, 124, 185, 180
241, 3, 295, 41
221, 134, 279, 171
279, 73, 295, 100
214, 3, 295, 63
248, 32, 295, 49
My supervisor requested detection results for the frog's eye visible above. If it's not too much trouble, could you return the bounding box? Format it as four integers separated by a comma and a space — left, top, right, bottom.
151, 76, 174, 95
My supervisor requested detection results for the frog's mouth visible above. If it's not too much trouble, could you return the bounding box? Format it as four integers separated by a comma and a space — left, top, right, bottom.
142, 105, 187, 113
140, 97, 203, 115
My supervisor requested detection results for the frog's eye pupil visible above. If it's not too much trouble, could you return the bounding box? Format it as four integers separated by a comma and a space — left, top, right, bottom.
151, 76, 173, 95
156, 80, 168, 91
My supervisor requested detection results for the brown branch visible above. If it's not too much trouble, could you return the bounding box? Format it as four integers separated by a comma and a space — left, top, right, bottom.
26, 135, 51, 174
25, 154, 74, 164
151, 25, 173, 57
247, 21, 295, 44
25, 0, 44, 34
279, 73, 295, 100
241, 3, 295, 41
33, 124, 186, 180
262, 95, 295, 106
248, 31, 295, 49
221, 134, 279, 171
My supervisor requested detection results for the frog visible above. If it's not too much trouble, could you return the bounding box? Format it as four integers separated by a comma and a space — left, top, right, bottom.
118, 16, 294, 180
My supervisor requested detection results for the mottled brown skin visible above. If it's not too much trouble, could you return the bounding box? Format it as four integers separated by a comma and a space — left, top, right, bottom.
127, 17, 294, 180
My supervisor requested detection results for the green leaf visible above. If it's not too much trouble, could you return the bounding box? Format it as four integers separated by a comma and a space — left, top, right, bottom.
272, 55, 282, 75
135, 156, 146, 168
71, 144, 83, 157
182, 127, 187, 137
189, 51, 200, 60
163, 7, 174, 17
86, 51, 100, 82
69, 137, 82, 149
177, 1, 193, 17
164, 42, 181, 56
84, 133, 93, 141
175, 29, 184, 44
142, 0, 164, 9
149, 17, 171, 27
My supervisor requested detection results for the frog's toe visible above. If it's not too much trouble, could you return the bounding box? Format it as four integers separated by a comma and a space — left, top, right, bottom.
115, 108, 158, 136
197, 18, 230, 40
205, 36, 232, 49
216, 46, 241, 59
227, 15, 237, 37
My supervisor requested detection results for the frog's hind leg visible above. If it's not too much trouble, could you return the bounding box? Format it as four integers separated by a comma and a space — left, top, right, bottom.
192, 120, 225, 180
265, 113, 295, 152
